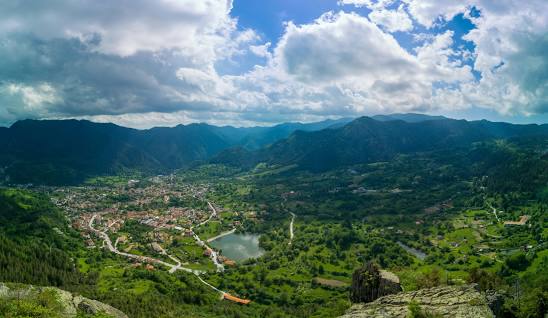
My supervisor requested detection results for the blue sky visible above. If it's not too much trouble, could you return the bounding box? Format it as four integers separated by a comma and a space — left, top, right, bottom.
0, 0, 546, 128
232, 0, 476, 53
233, 0, 349, 42
223, 0, 546, 125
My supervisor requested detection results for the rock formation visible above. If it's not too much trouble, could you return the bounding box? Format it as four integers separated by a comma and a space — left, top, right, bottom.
350, 262, 402, 303
0, 283, 127, 318
340, 284, 494, 318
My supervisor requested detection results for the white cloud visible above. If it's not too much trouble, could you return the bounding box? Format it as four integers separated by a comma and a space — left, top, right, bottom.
0, 82, 61, 123
338, 0, 394, 10
403, 0, 467, 28
402, 0, 548, 114
232, 12, 472, 115
369, 5, 414, 32
0, 0, 546, 127
275, 12, 418, 83
0, 0, 238, 59
0, 0, 261, 125
249, 42, 272, 58
6, 83, 60, 109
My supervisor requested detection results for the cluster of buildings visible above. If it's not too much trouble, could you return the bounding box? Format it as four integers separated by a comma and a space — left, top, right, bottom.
51, 176, 214, 248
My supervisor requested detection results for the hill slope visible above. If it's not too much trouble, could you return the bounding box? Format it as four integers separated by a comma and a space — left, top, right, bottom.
213, 117, 548, 171
0, 188, 84, 287
0, 118, 350, 184
0, 283, 127, 318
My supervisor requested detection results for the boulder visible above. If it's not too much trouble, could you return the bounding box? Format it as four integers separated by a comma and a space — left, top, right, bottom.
350, 262, 402, 303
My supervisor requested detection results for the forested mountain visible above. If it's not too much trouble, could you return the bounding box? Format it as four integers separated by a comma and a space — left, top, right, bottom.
1, 116, 545, 184
0, 118, 350, 185
0, 189, 84, 288
0, 120, 162, 184
213, 117, 548, 171
235, 118, 353, 149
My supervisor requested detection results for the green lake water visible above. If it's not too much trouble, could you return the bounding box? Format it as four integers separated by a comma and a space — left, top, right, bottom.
210, 233, 265, 262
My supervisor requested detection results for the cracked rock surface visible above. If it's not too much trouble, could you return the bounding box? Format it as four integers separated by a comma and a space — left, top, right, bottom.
340, 284, 494, 318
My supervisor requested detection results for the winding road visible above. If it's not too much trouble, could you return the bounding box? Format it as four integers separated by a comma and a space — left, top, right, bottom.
88, 201, 250, 303
88, 214, 199, 274
190, 201, 225, 272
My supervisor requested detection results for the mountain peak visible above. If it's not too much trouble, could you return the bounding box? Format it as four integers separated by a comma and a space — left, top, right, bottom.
371, 113, 448, 123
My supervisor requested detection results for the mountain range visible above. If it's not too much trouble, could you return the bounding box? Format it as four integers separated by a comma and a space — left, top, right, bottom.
0, 114, 546, 184
214, 116, 548, 171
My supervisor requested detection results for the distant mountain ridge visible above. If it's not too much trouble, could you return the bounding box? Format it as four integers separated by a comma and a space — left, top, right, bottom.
1, 115, 546, 184
212, 116, 548, 171
371, 113, 448, 122
0, 117, 352, 184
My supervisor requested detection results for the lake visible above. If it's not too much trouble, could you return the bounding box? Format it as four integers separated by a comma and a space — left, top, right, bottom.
209, 233, 265, 262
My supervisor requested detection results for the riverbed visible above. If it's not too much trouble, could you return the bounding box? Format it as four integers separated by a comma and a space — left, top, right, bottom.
209, 233, 265, 262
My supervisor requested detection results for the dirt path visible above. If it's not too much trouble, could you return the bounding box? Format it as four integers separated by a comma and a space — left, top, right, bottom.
288, 212, 295, 245
487, 202, 500, 222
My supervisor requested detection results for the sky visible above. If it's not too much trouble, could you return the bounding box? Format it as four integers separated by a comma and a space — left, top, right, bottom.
0, 0, 547, 128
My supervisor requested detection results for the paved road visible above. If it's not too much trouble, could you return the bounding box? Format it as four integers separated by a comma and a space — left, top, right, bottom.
88, 204, 249, 303
88, 214, 200, 275
189, 201, 225, 272
206, 228, 236, 243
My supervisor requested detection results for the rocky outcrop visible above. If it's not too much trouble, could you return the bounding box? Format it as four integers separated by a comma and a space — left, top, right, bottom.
350, 262, 402, 303
340, 284, 494, 318
0, 283, 127, 318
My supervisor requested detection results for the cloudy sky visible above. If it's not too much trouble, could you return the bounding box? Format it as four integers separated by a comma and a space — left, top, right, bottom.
0, 0, 547, 128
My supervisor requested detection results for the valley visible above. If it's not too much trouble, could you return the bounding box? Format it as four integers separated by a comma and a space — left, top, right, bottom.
0, 116, 546, 318
2, 1, 548, 316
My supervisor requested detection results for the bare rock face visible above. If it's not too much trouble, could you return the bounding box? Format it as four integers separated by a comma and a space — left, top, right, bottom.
350, 262, 402, 303
0, 283, 128, 318
340, 284, 494, 318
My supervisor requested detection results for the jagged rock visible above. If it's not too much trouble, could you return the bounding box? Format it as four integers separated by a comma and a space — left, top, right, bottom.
340, 284, 494, 318
0, 282, 127, 318
485, 290, 505, 317
350, 262, 402, 303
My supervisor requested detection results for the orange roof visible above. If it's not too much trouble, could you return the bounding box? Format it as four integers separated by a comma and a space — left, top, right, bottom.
223, 293, 251, 304
223, 259, 236, 266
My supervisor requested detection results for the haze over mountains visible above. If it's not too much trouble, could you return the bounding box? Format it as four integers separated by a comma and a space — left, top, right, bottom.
214, 116, 548, 171
0, 114, 546, 185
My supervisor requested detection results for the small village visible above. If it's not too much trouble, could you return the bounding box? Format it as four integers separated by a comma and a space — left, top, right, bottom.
48, 176, 248, 288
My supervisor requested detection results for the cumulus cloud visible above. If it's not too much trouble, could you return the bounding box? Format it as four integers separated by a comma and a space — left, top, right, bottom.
368, 5, 414, 32
0, 0, 546, 127
338, 0, 394, 9
276, 12, 417, 83
225, 12, 472, 117
0, 0, 236, 58
249, 42, 272, 58
402, 0, 548, 114
0, 0, 260, 126
339, 0, 413, 32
